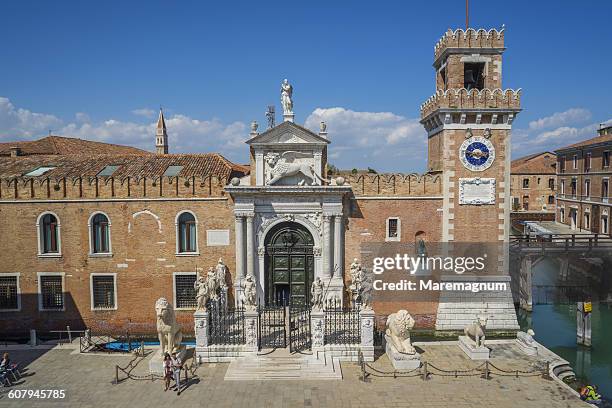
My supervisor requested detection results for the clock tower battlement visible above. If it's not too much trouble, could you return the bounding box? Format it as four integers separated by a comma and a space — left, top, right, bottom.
420, 28, 521, 245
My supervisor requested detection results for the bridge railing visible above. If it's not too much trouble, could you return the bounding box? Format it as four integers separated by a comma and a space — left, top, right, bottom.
510, 233, 612, 252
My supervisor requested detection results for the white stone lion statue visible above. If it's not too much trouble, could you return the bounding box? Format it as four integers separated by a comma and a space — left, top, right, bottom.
264, 152, 325, 186
464, 315, 488, 348
155, 297, 182, 357
385, 310, 416, 354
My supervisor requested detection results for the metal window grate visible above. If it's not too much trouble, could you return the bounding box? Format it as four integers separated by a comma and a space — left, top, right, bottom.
175, 274, 196, 309
40, 275, 63, 310
0, 276, 18, 310
388, 219, 398, 238
92, 275, 115, 309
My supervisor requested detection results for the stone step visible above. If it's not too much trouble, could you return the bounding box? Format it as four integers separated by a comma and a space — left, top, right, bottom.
224, 351, 342, 381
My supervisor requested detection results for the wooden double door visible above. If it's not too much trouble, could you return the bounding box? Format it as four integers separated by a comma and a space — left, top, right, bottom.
264, 222, 314, 306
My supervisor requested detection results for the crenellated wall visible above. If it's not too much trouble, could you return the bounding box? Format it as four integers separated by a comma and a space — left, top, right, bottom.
0, 175, 228, 201
344, 173, 442, 196
434, 28, 505, 62
420, 88, 522, 120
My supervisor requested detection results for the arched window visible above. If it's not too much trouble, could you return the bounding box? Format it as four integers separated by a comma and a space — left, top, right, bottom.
38, 212, 60, 255
91, 213, 111, 254
177, 212, 197, 254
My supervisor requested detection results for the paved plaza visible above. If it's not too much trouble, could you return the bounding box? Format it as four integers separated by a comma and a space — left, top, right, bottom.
0, 342, 589, 408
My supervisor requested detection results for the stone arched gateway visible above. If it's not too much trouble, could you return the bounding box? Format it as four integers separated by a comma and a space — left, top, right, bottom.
263, 221, 314, 306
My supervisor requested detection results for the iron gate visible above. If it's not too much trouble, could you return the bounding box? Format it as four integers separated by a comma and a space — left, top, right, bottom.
258, 301, 286, 349
289, 302, 311, 353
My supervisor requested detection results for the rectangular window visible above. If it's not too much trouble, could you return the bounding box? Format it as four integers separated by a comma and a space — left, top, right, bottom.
560, 157, 566, 173
585, 179, 591, 197
91, 275, 116, 310
39, 274, 64, 311
522, 178, 530, 188
97, 165, 120, 177
602, 216, 609, 234
548, 195, 555, 205
561, 180, 565, 195
25, 166, 56, 177
603, 179, 609, 202
548, 178, 555, 190
163, 165, 184, 177
585, 213, 591, 230
174, 273, 197, 309
463, 62, 485, 90
604, 151, 610, 168
522, 195, 529, 211
585, 153, 592, 170
0, 275, 19, 311
573, 155, 578, 169
560, 208, 565, 223
571, 179, 577, 196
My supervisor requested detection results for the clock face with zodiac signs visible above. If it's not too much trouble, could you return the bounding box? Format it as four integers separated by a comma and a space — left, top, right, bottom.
459, 136, 495, 172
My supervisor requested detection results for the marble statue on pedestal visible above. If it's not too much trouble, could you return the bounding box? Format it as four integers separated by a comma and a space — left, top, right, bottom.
155, 297, 183, 357
386, 310, 416, 354
359, 271, 374, 310
464, 316, 487, 348
194, 276, 207, 311
206, 267, 218, 301
280, 79, 293, 114
385, 309, 420, 369
240, 274, 257, 310
311, 277, 324, 310
458, 315, 490, 360
348, 258, 364, 305
516, 329, 538, 355
215, 258, 228, 290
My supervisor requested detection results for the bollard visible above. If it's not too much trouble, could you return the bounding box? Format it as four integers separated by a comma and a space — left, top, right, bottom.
483, 361, 490, 380
30, 329, 37, 346
115, 365, 119, 384
422, 362, 428, 381
67, 325, 72, 344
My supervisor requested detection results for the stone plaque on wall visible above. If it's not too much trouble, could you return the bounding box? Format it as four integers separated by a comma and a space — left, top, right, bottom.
458, 178, 496, 205
206, 230, 230, 246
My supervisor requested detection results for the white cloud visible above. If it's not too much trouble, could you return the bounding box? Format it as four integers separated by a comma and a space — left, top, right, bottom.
304, 107, 425, 172
0, 96, 250, 163
0, 97, 63, 141
528, 108, 591, 131
131, 108, 156, 118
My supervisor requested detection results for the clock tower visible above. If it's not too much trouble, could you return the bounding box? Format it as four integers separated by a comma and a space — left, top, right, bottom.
420, 28, 521, 245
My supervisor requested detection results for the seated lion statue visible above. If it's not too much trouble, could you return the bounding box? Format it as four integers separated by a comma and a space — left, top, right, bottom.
155, 297, 183, 357
385, 310, 416, 354
464, 315, 488, 348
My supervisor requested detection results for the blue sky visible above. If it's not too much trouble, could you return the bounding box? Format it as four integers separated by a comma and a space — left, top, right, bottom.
1, 0, 611, 171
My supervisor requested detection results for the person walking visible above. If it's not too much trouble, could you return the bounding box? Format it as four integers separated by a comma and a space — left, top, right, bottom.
171, 352, 182, 395
163, 353, 172, 392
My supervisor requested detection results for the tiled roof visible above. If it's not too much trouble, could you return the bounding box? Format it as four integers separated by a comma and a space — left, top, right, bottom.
511, 152, 556, 174
0, 153, 247, 181
0, 135, 150, 156
556, 134, 612, 151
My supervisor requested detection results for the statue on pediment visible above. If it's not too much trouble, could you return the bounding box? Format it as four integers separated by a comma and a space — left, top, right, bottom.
280, 79, 293, 114
264, 151, 324, 186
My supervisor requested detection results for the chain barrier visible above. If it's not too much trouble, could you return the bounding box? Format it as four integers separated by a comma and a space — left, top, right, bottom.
114, 352, 199, 384
358, 350, 552, 382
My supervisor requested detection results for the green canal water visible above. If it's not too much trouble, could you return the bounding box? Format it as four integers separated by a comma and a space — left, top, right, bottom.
517, 303, 612, 399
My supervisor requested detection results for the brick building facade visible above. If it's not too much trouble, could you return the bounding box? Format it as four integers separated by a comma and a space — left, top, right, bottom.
555, 124, 612, 234
0, 28, 521, 337
510, 152, 556, 212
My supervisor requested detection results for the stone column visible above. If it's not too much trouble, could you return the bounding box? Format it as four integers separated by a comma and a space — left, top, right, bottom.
244, 310, 259, 352
246, 214, 255, 278
359, 308, 375, 362
310, 309, 325, 354
333, 215, 344, 278
234, 215, 245, 306
322, 215, 332, 279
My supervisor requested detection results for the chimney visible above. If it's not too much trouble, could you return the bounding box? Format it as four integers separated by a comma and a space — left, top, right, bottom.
9, 147, 21, 157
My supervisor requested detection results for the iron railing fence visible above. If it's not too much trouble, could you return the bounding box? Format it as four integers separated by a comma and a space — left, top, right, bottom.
324, 299, 360, 345
208, 298, 245, 345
